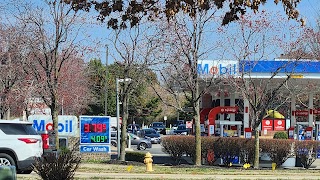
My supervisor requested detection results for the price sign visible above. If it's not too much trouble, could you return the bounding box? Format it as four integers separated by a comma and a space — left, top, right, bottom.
80, 116, 110, 144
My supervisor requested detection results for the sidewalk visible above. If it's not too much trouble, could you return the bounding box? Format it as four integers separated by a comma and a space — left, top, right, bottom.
72, 171, 320, 179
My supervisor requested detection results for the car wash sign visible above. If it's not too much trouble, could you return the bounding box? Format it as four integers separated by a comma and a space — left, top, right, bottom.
28, 115, 78, 137
198, 60, 238, 78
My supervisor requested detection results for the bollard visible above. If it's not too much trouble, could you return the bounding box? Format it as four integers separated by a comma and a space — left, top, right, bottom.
144, 152, 153, 172
272, 163, 276, 170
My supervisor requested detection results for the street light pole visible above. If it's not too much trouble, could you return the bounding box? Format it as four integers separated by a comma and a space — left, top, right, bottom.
105, 45, 109, 116
116, 78, 120, 159
116, 78, 132, 159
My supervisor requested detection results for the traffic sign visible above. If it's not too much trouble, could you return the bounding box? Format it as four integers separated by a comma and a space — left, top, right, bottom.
186, 121, 193, 129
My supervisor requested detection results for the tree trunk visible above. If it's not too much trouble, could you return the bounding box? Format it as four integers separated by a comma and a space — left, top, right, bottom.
53, 107, 60, 150
253, 127, 260, 168
194, 82, 201, 166
120, 95, 128, 161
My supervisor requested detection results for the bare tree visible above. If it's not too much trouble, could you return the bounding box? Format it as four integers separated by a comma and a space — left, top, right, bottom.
109, 23, 160, 161
217, 11, 307, 168
0, 23, 27, 119
9, 0, 91, 149
150, 7, 223, 165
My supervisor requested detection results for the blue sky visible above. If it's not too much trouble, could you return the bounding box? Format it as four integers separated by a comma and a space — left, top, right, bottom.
1, 0, 319, 64
93, 0, 320, 65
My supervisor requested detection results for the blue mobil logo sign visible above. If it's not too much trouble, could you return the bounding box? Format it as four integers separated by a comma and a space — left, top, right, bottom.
198, 60, 238, 77
28, 115, 79, 137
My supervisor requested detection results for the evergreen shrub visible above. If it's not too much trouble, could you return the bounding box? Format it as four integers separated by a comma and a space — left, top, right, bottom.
273, 131, 288, 139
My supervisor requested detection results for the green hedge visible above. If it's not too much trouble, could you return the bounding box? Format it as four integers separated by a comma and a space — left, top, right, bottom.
125, 151, 145, 163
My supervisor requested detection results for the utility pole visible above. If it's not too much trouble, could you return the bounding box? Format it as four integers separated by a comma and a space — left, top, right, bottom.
105, 45, 108, 116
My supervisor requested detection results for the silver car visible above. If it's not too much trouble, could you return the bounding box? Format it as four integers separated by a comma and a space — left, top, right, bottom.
128, 133, 152, 150
111, 132, 152, 150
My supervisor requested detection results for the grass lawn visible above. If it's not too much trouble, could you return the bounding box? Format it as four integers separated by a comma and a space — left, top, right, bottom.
18, 162, 320, 180
78, 162, 319, 175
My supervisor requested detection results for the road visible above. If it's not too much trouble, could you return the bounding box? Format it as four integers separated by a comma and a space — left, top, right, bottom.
111, 134, 190, 165
112, 134, 170, 155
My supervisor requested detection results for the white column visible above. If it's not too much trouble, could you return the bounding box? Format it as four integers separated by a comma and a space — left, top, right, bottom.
290, 95, 296, 127
309, 92, 314, 127
243, 98, 250, 128
220, 125, 224, 137
230, 92, 236, 121
220, 91, 225, 121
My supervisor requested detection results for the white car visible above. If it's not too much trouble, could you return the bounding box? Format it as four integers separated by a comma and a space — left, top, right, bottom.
0, 120, 43, 174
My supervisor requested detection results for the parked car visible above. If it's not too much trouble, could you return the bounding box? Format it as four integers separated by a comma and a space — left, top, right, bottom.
173, 124, 190, 135
138, 128, 161, 144
0, 119, 43, 174
149, 122, 166, 134
171, 124, 178, 130
127, 124, 141, 134
111, 132, 152, 150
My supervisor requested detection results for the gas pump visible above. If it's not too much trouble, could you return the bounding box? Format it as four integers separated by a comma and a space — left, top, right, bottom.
305, 127, 313, 140
296, 122, 308, 140
288, 127, 295, 139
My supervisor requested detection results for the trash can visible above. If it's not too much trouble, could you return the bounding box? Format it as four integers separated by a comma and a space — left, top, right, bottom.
0, 166, 16, 180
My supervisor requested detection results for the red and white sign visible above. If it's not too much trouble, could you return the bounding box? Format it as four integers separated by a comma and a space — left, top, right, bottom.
220, 107, 238, 113
186, 121, 193, 129
244, 128, 252, 139
274, 119, 285, 131
313, 109, 320, 115
294, 110, 308, 116
262, 119, 273, 131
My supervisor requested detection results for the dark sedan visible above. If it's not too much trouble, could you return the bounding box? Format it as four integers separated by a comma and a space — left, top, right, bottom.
173, 124, 190, 135
138, 128, 161, 144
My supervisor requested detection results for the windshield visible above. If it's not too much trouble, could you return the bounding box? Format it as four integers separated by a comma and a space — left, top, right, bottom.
128, 133, 138, 139
145, 129, 157, 134
152, 123, 164, 127
177, 125, 186, 130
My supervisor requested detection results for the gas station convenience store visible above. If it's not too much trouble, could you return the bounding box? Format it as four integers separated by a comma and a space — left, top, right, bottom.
197, 59, 320, 140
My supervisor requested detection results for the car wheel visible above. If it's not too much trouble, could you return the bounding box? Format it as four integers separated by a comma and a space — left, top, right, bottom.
138, 143, 147, 150
0, 153, 16, 167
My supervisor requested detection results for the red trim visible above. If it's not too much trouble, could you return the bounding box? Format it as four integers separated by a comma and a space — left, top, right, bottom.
207, 106, 239, 136
200, 108, 212, 124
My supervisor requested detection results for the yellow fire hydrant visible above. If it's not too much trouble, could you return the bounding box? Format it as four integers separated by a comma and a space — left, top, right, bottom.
272, 163, 276, 170
144, 152, 153, 172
